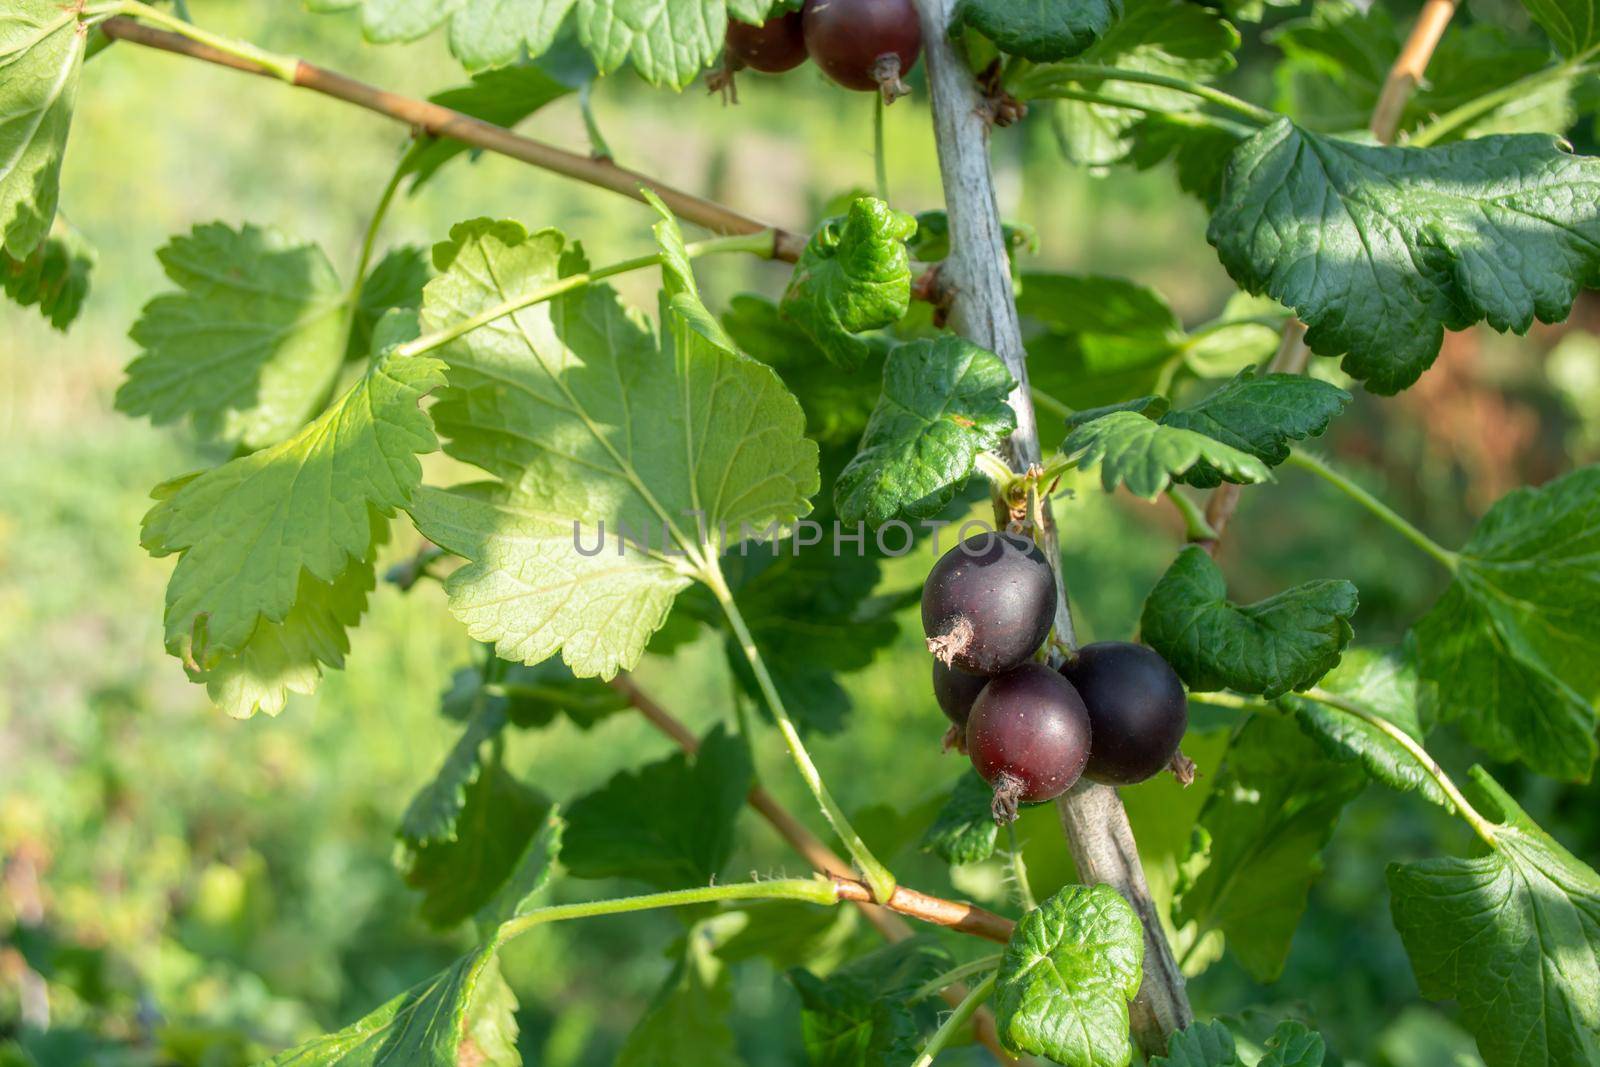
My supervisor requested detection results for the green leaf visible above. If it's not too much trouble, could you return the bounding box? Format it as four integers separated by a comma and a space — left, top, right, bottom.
1413, 465, 1600, 781
408, 214, 816, 679
399, 702, 510, 848
835, 336, 1017, 526
260, 946, 515, 1065
617, 924, 743, 1067
1258, 1022, 1326, 1067
474, 804, 563, 932
118, 223, 350, 450
1522, 0, 1600, 57
0, 1, 83, 259
1012, 0, 1239, 166
780, 198, 917, 371
958, 0, 1121, 61
1124, 113, 1246, 207
142, 320, 444, 717
1281, 644, 1447, 807
1020, 272, 1184, 408
2, 220, 90, 330
920, 768, 1001, 866
993, 884, 1144, 1067
403, 61, 583, 191
1209, 120, 1600, 395
1151, 1019, 1239, 1067
324, 0, 580, 73
1063, 395, 1170, 433
1064, 409, 1271, 500
723, 293, 886, 447
562, 724, 752, 889
1160, 370, 1350, 488
1389, 768, 1600, 1067
789, 938, 953, 1067
1142, 545, 1358, 697
1175, 714, 1365, 982
402, 753, 551, 928
347, 246, 430, 361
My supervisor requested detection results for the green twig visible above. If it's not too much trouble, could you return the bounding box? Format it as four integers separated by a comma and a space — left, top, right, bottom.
1285, 449, 1459, 572
910, 972, 999, 1067
707, 566, 898, 904
108, 0, 300, 81
395, 231, 775, 359
493, 878, 838, 946
1030, 387, 1073, 423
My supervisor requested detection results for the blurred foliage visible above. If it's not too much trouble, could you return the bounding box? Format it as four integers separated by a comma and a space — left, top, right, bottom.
3, 0, 1599, 1065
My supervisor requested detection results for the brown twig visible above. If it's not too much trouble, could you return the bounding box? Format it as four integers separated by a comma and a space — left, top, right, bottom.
97, 17, 809, 262
1196, 1, 1458, 556
607, 676, 1017, 1063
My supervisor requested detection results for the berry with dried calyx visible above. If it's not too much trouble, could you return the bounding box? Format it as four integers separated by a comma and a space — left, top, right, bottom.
802, 0, 922, 101
966, 663, 1092, 822
922, 531, 1055, 676
726, 10, 809, 73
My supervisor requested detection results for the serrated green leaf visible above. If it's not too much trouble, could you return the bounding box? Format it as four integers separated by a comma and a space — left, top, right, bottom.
1413, 466, 1600, 781
780, 199, 916, 371
0, 1, 83, 259
1142, 545, 1357, 697
920, 768, 1000, 866
399, 702, 510, 848
408, 214, 816, 679
1161, 371, 1350, 488
1282, 645, 1448, 807
259, 945, 513, 1065
2, 219, 90, 330
723, 293, 886, 447
1258, 1022, 1325, 1067
958, 0, 1121, 61
562, 725, 751, 888
329, 0, 577, 73
1523, 0, 1600, 57
1063, 395, 1171, 433
142, 320, 444, 717
1012, 0, 1239, 166
1210, 120, 1600, 395
1175, 714, 1365, 982
402, 753, 551, 928
994, 884, 1144, 1067
118, 223, 350, 449
1124, 113, 1246, 207
789, 938, 952, 1067
1065, 410, 1271, 500
617, 925, 743, 1067
1151, 1019, 1239, 1067
403, 61, 582, 191
347, 246, 430, 361
834, 337, 1017, 526
1389, 767, 1600, 1067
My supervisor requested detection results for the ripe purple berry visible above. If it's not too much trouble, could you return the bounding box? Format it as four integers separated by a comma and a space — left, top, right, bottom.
922, 532, 1056, 676
1062, 642, 1188, 786
967, 663, 1092, 821
726, 11, 809, 73
802, 0, 922, 100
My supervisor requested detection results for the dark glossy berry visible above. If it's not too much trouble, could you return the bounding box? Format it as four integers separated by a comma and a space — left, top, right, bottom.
933, 659, 988, 729
922, 532, 1056, 676
1062, 642, 1187, 786
967, 663, 1092, 821
802, 0, 922, 97
726, 11, 809, 73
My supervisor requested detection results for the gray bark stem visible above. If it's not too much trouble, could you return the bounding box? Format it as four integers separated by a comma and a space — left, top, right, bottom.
914, 0, 1194, 1053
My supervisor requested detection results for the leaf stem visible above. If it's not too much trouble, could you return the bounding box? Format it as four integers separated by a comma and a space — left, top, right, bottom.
911, 972, 999, 1067
873, 93, 890, 202
394, 232, 773, 360
1301, 687, 1498, 846
1166, 488, 1218, 543
340, 156, 408, 361
1030, 387, 1073, 422
1408, 48, 1599, 147
578, 82, 615, 162
1023, 64, 1279, 127
492, 877, 838, 947
111, 0, 300, 81
1285, 449, 1458, 572
911, 953, 1005, 1001
1006, 821, 1036, 912
706, 566, 898, 904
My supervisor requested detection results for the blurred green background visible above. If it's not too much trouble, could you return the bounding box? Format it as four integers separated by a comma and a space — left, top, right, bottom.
4, 2, 1600, 1064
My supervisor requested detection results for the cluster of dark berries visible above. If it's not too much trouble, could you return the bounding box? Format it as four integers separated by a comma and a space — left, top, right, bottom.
922, 532, 1189, 823
717, 0, 922, 101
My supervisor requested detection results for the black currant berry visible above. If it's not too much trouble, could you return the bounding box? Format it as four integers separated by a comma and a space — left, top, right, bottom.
932, 659, 988, 729
802, 0, 922, 100
726, 10, 809, 73
922, 532, 1056, 676
967, 663, 1092, 821
1061, 642, 1187, 786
